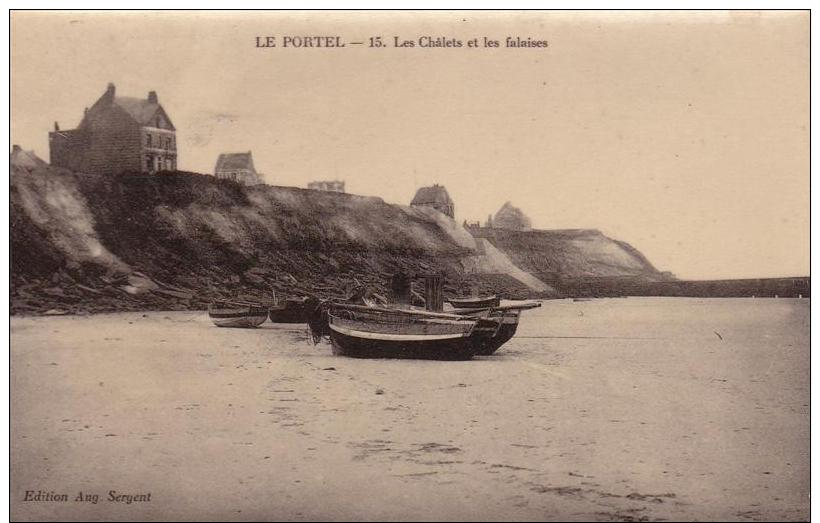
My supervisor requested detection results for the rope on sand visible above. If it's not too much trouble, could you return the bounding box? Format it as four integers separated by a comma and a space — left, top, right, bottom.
516, 335, 664, 340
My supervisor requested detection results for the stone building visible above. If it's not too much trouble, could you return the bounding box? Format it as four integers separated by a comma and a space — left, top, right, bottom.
307, 180, 346, 193
410, 184, 454, 218
49, 83, 177, 175
214, 151, 262, 186
493, 201, 532, 231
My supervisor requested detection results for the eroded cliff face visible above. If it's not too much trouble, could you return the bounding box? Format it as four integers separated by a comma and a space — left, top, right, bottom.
474, 228, 660, 279
468, 227, 669, 297
10, 166, 663, 314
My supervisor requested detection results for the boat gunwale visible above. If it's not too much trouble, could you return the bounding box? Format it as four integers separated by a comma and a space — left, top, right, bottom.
447, 295, 501, 308
331, 302, 480, 321
328, 321, 475, 342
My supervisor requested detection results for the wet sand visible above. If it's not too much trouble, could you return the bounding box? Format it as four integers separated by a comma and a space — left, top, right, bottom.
11, 298, 809, 521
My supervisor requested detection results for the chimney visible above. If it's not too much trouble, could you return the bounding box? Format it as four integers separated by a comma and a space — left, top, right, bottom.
104, 83, 115, 102
148, 91, 158, 104
12, 145, 21, 153
54, 121, 60, 131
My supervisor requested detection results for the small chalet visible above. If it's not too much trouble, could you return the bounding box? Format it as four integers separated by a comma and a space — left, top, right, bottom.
410, 184, 455, 218
307, 180, 346, 193
493, 201, 532, 231
214, 151, 262, 186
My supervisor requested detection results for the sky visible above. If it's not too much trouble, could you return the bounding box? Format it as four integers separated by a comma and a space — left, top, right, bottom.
11, 10, 809, 280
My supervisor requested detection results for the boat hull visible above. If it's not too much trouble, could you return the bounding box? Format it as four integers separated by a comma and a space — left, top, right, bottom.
209, 305, 269, 328
329, 327, 476, 360
268, 306, 307, 324
473, 318, 519, 355
328, 313, 477, 360
455, 309, 521, 355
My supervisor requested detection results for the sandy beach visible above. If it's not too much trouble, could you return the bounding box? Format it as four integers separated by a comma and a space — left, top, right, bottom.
11, 298, 809, 521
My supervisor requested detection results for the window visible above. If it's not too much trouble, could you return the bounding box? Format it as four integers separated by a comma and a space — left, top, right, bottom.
145, 156, 152, 171
146, 134, 152, 147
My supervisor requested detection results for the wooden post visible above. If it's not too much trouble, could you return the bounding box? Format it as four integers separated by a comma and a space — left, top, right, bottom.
390, 272, 411, 305
424, 274, 444, 312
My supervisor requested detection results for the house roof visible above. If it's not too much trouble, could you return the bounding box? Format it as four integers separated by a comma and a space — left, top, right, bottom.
494, 201, 532, 230
113, 97, 164, 126
215, 152, 256, 173
411, 184, 453, 206
78, 84, 175, 130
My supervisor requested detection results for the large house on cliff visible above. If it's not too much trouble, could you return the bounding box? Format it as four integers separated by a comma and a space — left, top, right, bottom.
410, 184, 455, 218
49, 83, 177, 175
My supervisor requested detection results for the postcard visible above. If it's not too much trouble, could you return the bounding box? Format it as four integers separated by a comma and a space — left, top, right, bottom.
10, 10, 810, 521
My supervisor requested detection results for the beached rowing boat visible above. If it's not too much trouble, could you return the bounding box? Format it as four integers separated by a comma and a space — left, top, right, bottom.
208, 302, 269, 328
312, 301, 542, 358
450, 301, 541, 355
471, 310, 521, 355
268, 296, 310, 324
326, 304, 481, 360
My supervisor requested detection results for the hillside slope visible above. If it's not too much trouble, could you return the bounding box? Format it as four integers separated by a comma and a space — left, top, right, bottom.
10, 166, 664, 313
470, 227, 670, 296
474, 228, 660, 279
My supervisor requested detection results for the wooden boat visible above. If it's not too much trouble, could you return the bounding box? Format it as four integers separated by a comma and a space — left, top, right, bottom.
471, 310, 521, 355
447, 295, 501, 309
326, 304, 481, 360
451, 301, 541, 355
268, 296, 310, 324
208, 301, 269, 328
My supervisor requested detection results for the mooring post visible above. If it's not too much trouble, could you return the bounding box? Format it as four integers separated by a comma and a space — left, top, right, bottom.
423, 274, 444, 312
390, 271, 411, 306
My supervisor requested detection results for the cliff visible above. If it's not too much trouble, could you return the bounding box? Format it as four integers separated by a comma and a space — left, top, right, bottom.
469, 227, 669, 296
472, 227, 661, 279
10, 165, 665, 314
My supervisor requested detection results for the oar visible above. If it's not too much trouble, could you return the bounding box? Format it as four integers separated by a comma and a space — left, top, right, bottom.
452, 302, 542, 314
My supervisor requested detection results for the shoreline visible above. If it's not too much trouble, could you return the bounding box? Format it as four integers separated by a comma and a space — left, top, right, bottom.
9, 294, 809, 318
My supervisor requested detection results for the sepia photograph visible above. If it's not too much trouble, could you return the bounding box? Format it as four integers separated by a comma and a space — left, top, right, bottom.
9, 9, 810, 521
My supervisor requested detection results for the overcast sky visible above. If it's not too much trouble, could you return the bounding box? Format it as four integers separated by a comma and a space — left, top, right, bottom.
11, 11, 809, 280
